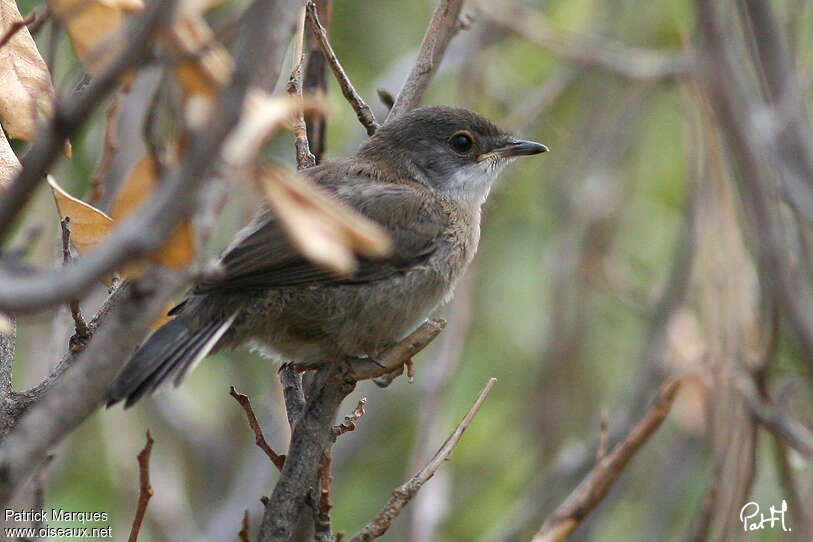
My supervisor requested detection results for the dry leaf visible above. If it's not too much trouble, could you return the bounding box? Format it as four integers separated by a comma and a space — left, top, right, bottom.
165, 12, 232, 98
0, 127, 21, 191
110, 155, 195, 270
223, 91, 325, 168
259, 165, 392, 276
47, 175, 114, 254
48, 0, 144, 74
0, 0, 56, 140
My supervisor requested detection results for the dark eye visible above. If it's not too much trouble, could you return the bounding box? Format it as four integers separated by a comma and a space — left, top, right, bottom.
449, 131, 473, 154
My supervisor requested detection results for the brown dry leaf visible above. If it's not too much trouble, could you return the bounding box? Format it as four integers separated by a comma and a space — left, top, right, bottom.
0, 0, 56, 141
0, 127, 20, 192
165, 11, 232, 98
47, 175, 114, 254
259, 165, 392, 276
110, 155, 195, 270
224, 91, 326, 168
48, 0, 144, 74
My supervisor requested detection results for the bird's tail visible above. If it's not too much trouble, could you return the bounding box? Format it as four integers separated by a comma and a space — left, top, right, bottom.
107, 312, 236, 408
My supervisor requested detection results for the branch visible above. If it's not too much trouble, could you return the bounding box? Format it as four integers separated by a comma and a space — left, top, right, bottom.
0, 0, 300, 314
289, 6, 316, 169
0, 313, 15, 438
0, 270, 183, 504
230, 386, 286, 471
332, 397, 367, 438
305, 1, 379, 135
303, 0, 332, 161
385, 0, 465, 121
348, 377, 496, 542
60, 218, 89, 348
313, 452, 335, 542
88, 90, 123, 204
474, 0, 692, 81
531, 378, 681, 542
0, 0, 176, 241
128, 431, 155, 542
737, 379, 813, 459
0, 9, 36, 50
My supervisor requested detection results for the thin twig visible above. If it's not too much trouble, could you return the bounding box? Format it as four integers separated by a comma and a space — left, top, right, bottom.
289, 6, 316, 169
386, 0, 465, 121
0, 10, 36, 50
531, 378, 681, 542
229, 386, 286, 471
88, 91, 124, 205
59, 218, 89, 348
128, 431, 155, 542
348, 377, 497, 542
305, 1, 379, 135
332, 397, 367, 439
303, 0, 332, 162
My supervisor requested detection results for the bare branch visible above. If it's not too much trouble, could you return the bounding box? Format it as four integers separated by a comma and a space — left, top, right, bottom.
348, 377, 497, 542
0, 270, 183, 503
127, 431, 155, 542
531, 378, 681, 542
88, 91, 123, 205
737, 379, 813, 459
289, 6, 316, 169
230, 386, 286, 472
59, 218, 89, 348
474, 0, 692, 81
305, 1, 379, 135
313, 452, 335, 542
239, 510, 251, 542
302, 0, 332, 162
385, 0, 466, 121
0, 0, 300, 314
332, 397, 367, 438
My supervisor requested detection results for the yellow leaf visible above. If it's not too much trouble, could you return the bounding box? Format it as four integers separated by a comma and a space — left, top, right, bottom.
259, 166, 392, 276
47, 175, 114, 255
0, 0, 56, 140
110, 155, 195, 270
48, 0, 143, 74
0, 127, 21, 191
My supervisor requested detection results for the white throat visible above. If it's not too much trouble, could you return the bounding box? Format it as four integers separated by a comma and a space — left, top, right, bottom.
440, 158, 510, 205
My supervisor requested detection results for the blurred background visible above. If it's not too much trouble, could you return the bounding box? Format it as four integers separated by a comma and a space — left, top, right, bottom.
7, 0, 812, 540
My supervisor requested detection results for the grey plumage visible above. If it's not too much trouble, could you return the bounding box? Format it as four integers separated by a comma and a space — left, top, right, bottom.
107, 106, 547, 408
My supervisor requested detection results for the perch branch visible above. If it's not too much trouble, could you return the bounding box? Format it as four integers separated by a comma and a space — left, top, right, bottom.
348, 377, 496, 542
230, 386, 286, 471
60, 218, 89, 347
127, 431, 154, 542
737, 379, 813, 459
385, 0, 466, 121
305, 1, 379, 135
531, 378, 681, 542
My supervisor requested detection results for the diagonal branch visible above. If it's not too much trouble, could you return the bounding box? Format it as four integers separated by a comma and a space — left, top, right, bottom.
385, 0, 466, 121
127, 431, 155, 542
348, 377, 496, 542
531, 378, 681, 542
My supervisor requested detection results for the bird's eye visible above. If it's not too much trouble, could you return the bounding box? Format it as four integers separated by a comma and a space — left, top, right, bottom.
449, 131, 474, 154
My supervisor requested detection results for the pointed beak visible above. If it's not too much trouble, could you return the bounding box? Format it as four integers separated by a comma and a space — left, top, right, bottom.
477, 139, 549, 162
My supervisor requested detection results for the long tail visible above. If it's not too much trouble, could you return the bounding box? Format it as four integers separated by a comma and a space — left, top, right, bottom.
107, 313, 236, 408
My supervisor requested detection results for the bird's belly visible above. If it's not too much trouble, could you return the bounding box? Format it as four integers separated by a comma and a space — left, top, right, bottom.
234, 267, 451, 365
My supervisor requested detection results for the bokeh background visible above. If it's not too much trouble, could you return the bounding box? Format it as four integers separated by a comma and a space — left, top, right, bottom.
7, 0, 812, 541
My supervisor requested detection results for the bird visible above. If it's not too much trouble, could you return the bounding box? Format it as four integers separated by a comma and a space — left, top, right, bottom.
107, 106, 547, 407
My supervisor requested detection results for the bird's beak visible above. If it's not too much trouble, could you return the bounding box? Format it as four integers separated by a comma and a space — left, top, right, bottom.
476, 139, 549, 162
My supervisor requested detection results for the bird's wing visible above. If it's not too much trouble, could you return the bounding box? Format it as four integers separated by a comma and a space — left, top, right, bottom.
192, 176, 446, 293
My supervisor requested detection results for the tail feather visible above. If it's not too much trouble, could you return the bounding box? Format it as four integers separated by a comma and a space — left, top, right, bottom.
107, 313, 236, 408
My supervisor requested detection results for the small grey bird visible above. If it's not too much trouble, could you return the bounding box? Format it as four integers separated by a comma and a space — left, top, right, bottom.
108, 106, 547, 407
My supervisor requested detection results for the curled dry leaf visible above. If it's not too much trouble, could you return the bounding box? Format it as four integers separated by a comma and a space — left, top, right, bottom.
48, 0, 144, 74
223, 91, 326, 168
110, 154, 195, 270
47, 175, 114, 255
0, 127, 20, 191
258, 165, 392, 276
0, 0, 56, 141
